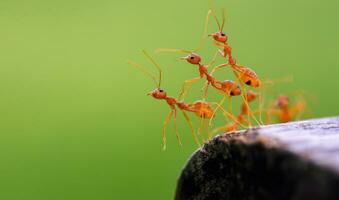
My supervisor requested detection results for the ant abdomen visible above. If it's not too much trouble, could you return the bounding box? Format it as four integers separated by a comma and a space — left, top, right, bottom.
191, 101, 215, 119
220, 80, 241, 96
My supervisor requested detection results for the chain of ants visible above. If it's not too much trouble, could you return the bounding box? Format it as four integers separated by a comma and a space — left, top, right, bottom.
128, 1, 305, 150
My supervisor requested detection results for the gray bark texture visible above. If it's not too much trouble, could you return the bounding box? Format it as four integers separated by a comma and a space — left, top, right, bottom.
175, 117, 339, 200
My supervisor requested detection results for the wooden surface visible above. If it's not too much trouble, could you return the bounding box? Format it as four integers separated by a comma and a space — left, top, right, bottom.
254, 116, 339, 172
175, 117, 339, 200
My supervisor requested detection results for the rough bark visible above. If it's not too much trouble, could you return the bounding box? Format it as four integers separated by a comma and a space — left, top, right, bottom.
175, 117, 339, 200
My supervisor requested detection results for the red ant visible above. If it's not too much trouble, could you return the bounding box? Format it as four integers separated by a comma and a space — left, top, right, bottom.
204, 1, 261, 89
128, 50, 221, 150
266, 95, 306, 123
204, 0, 232, 60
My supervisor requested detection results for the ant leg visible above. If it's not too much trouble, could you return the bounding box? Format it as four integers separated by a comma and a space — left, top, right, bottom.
209, 95, 227, 126
201, 119, 207, 137
198, 117, 203, 135
173, 109, 182, 147
292, 101, 306, 121
207, 50, 220, 67
228, 96, 233, 114
198, 118, 207, 139
258, 88, 265, 125
162, 110, 174, 150
218, 49, 225, 57
240, 116, 251, 127
210, 101, 245, 129
233, 71, 261, 127
242, 88, 254, 128
210, 122, 238, 137
251, 108, 268, 125
196, 10, 213, 51
179, 77, 201, 101
209, 126, 223, 137
181, 110, 201, 147
210, 63, 228, 76
202, 81, 210, 100
232, 72, 252, 127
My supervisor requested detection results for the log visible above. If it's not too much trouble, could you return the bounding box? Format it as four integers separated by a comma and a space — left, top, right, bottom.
175, 117, 339, 200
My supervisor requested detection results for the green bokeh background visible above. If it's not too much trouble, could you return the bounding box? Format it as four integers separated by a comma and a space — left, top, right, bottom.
0, 0, 338, 199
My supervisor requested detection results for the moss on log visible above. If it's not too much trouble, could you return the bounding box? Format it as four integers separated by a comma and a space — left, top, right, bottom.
175, 117, 339, 200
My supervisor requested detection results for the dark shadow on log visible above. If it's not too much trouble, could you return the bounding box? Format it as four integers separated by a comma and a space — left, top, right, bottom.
175, 117, 339, 200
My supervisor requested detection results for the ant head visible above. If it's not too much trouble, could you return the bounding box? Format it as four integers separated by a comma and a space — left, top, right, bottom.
246, 90, 257, 102
209, 31, 228, 43
148, 88, 167, 99
276, 95, 289, 108
181, 53, 201, 65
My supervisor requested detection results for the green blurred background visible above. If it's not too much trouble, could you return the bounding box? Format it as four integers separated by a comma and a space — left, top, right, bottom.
0, 0, 338, 199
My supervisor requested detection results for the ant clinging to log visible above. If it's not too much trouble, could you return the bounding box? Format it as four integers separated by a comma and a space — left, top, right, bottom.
128, 50, 227, 150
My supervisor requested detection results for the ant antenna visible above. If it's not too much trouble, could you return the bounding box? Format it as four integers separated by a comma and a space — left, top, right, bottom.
154, 48, 192, 54
208, 0, 226, 32
142, 50, 163, 88
208, 0, 221, 31
221, 8, 225, 31
127, 60, 159, 88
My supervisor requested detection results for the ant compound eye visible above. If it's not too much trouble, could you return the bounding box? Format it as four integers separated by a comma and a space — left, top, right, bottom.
190, 56, 195, 60
221, 33, 226, 36
159, 89, 164, 92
